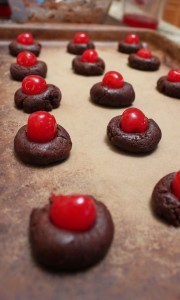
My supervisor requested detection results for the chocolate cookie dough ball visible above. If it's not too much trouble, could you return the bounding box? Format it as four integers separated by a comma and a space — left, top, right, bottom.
67, 31, 95, 55
157, 68, 180, 99
9, 32, 41, 57
29, 194, 114, 271
72, 49, 105, 76
152, 171, 180, 226
90, 71, 135, 107
107, 107, 162, 153
118, 33, 143, 54
128, 48, 160, 71
10, 51, 47, 81
14, 111, 72, 166
14, 75, 61, 113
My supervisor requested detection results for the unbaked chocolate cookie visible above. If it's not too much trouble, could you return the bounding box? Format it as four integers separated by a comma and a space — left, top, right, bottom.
72, 49, 105, 76
157, 69, 180, 99
107, 108, 162, 153
10, 51, 47, 81
29, 194, 114, 271
128, 48, 160, 71
9, 32, 41, 57
67, 31, 95, 55
118, 33, 143, 54
152, 172, 180, 226
90, 71, 135, 107
14, 111, 72, 165
14, 75, 61, 113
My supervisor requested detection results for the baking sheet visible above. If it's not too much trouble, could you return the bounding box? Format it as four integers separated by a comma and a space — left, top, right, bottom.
0, 28, 180, 300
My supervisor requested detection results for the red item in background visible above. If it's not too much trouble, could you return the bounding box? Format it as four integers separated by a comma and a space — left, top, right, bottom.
123, 13, 158, 30
0, 2, 11, 19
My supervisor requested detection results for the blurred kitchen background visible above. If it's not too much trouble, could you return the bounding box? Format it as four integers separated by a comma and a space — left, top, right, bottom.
0, 0, 179, 43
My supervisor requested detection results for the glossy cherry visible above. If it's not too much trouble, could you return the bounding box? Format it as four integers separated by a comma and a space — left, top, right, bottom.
27, 111, 57, 143
172, 171, 180, 201
125, 33, 139, 44
73, 32, 89, 44
17, 51, 37, 67
137, 48, 152, 59
22, 75, 47, 95
50, 194, 96, 232
16, 32, 34, 45
102, 71, 124, 89
81, 49, 98, 63
167, 69, 180, 82
120, 107, 148, 133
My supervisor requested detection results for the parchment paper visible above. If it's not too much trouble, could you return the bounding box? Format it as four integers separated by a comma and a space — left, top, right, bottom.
0, 40, 180, 300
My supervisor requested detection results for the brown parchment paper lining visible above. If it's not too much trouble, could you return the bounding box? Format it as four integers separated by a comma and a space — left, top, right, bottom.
0, 39, 180, 300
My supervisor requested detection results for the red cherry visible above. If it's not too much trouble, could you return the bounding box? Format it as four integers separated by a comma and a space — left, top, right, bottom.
22, 75, 47, 95
172, 171, 180, 201
102, 71, 124, 89
137, 48, 152, 59
27, 111, 57, 143
81, 49, 98, 63
73, 32, 89, 44
167, 69, 180, 82
120, 107, 148, 133
17, 51, 37, 67
16, 32, 34, 45
50, 194, 96, 232
125, 34, 139, 44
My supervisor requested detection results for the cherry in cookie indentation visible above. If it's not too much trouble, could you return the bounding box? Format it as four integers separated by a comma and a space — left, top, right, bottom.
16, 32, 34, 45
22, 75, 47, 95
172, 171, 180, 201
137, 48, 152, 59
50, 194, 96, 232
73, 32, 90, 44
17, 51, 37, 67
120, 108, 147, 133
27, 111, 57, 143
102, 71, 124, 89
125, 33, 140, 44
167, 69, 180, 82
81, 49, 98, 63
90, 71, 135, 107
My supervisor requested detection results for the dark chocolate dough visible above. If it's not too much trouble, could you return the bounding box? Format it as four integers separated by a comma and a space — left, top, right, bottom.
14, 84, 61, 113
10, 61, 47, 81
157, 76, 180, 99
128, 54, 160, 71
118, 41, 143, 54
9, 40, 41, 57
107, 116, 162, 153
152, 172, 180, 226
29, 198, 114, 271
72, 56, 105, 76
90, 81, 135, 107
67, 41, 95, 55
14, 124, 72, 165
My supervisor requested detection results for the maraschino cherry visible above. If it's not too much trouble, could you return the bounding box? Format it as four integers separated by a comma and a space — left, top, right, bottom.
50, 194, 96, 232
137, 48, 152, 59
81, 49, 98, 63
16, 32, 34, 45
172, 171, 180, 201
22, 75, 47, 95
73, 32, 89, 44
102, 71, 124, 89
120, 107, 148, 133
17, 51, 37, 67
167, 69, 180, 82
27, 111, 57, 143
125, 34, 139, 44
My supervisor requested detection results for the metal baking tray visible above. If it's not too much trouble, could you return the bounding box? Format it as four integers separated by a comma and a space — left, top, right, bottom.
0, 23, 180, 300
